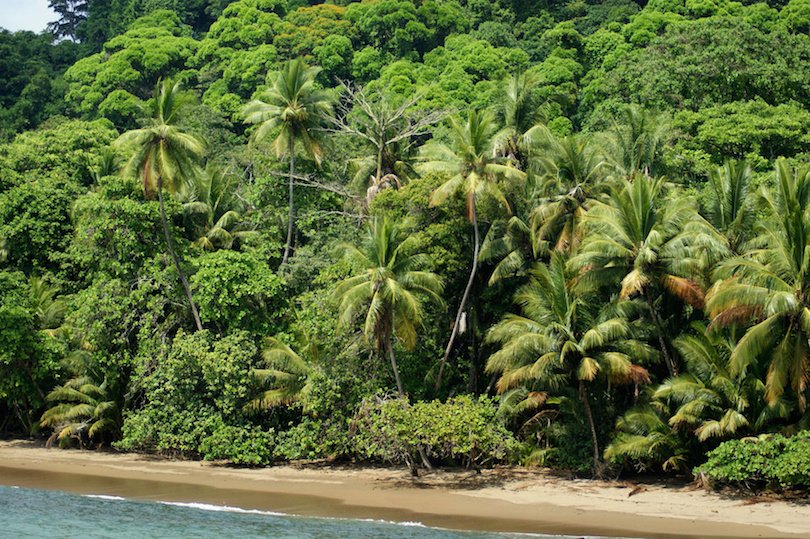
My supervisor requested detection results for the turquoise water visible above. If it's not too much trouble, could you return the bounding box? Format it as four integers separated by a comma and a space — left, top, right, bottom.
0, 485, 580, 539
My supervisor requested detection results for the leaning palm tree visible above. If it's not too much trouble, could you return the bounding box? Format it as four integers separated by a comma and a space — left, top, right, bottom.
421, 110, 526, 389
707, 159, 810, 412
333, 216, 444, 397
570, 174, 726, 377
243, 58, 333, 264
486, 254, 652, 473
115, 79, 205, 331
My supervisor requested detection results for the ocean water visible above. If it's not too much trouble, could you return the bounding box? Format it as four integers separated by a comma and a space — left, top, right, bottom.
0, 485, 585, 539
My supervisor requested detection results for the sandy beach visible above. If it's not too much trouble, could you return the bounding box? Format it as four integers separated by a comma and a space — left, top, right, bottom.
0, 440, 806, 538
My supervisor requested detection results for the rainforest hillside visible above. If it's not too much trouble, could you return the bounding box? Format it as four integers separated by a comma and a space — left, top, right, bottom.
1, 0, 810, 485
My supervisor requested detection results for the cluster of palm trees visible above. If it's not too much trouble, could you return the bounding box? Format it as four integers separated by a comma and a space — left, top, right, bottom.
43, 55, 810, 470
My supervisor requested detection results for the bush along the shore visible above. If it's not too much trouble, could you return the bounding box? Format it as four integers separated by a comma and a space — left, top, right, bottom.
352, 396, 518, 470
695, 432, 810, 492
4, 0, 810, 486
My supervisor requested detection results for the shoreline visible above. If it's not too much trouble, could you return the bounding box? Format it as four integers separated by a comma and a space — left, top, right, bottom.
0, 440, 806, 538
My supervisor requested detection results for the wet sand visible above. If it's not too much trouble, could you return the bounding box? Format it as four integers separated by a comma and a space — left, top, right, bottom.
0, 440, 806, 538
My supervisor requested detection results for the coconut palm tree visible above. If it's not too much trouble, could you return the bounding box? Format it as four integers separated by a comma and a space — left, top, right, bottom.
421, 110, 526, 389
333, 216, 444, 397
703, 159, 755, 253
707, 159, 810, 412
486, 254, 652, 472
525, 126, 610, 255
243, 58, 333, 265
179, 164, 257, 251
115, 79, 205, 331
493, 70, 547, 169
40, 346, 122, 449
605, 105, 671, 178
245, 334, 315, 413
570, 174, 724, 377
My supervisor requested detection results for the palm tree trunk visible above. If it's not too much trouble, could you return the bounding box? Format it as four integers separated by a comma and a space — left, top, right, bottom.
644, 286, 677, 377
282, 139, 295, 265
435, 199, 480, 391
385, 326, 405, 398
579, 380, 601, 474
157, 177, 203, 331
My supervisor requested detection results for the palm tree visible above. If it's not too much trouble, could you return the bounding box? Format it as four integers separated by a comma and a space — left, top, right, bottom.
703, 159, 755, 253
245, 334, 315, 413
28, 276, 66, 333
486, 254, 652, 472
605, 105, 671, 178
493, 70, 547, 169
179, 164, 257, 251
421, 110, 526, 389
707, 159, 810, 412
526, 126, 610, 255
570, 174, 724, 377
333, 216, 444, 397
39, 347, 122, 448
115, 79, 205, 331
243, 58, 333, 264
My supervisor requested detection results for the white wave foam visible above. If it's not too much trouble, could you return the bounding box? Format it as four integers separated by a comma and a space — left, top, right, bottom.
158, 501, 286, 517
83, 494, 126, 501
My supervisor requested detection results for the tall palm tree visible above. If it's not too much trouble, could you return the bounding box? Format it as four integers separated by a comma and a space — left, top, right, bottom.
707, 159, 810, 412
243, 58, 333, 265
333, 216, 444, 397
570, 174, 724, 377
421, 110, 526, 389
179, 164, 257, 251
703, 159, 755, 253
116, 79, 205, 331
486, 254, 652, 472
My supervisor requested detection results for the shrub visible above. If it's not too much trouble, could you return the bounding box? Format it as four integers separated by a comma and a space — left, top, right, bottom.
695, 431, 810, 490
353, 395, 518, 468
200, 425, 275, 466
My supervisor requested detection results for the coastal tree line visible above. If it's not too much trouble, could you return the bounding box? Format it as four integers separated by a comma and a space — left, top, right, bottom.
2, 0, 810, 487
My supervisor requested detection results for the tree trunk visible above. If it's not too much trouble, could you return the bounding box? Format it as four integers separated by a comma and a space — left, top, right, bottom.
435, 198, 480, 391
282, 139, 296, 265
375, 140, 384, 187
645, 286, 677, 377
385, 326, 405, 398
579, 380, 601, 474
157, 176, 203, 331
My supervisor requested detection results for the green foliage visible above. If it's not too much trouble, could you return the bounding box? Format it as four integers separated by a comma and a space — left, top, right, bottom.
353, 395, 517, 466
117, 330, 258, 456
200, 424, 275, 465
65, 11, 198, 126
192, 250, 285, 334
696, 432, 810, 489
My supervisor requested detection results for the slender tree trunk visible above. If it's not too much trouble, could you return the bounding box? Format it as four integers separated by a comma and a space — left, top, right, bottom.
157, 177, 203, 331
644, 286, 677, 377
579, 380, 601, 474
385, 326, 405, 398
375, 141, 384, 187
282, 139, 295, 265
435, 199, 480, 391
